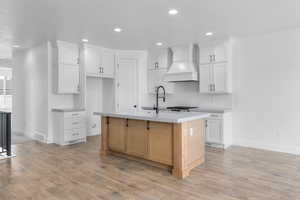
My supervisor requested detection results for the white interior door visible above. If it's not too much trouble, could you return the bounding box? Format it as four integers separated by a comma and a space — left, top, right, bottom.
117, 58, 137, 113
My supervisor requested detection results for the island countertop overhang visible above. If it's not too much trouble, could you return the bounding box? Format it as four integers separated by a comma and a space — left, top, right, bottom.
94, 111, 210, 123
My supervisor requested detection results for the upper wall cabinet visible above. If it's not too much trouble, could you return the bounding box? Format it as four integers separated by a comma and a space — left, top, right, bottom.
199, 42, 227, 64
84, 44, 115, 78
54, 41, 80, 94
148, 48, 169, 70
199, 39, 233, 94
58, 42, 79, 65
147, 48, 174, 94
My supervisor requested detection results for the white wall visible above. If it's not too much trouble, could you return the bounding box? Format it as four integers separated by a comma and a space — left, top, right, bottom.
12, 51, 25, 133
47, 41, 74, 142
12, 41, 74, 142
232, 29, 300, 155
22, 43, 49, 139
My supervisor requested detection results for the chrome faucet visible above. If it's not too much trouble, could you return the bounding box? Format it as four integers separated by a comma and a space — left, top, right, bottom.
155, 85, 166, 114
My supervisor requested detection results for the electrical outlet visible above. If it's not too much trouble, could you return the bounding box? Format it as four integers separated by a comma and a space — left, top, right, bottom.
189, 128, 193, 136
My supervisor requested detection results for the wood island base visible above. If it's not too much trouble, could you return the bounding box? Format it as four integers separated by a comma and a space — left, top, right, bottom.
100, 116, 205, 179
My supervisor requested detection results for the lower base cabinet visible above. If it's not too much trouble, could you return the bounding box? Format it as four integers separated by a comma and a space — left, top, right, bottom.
107, 118, 172, 164
108, 118, 126, 152
101, 117, 206, 179
53, 111, 87, 145
205, 112, 232, 149
148, 122, 173, 165
126, 120, 148, 158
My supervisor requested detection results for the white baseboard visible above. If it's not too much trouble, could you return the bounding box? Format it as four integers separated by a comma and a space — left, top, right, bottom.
23, 129, 48, 143
12, 129, 24, 135
233, 139, 300, 156
88, 132, 101, 136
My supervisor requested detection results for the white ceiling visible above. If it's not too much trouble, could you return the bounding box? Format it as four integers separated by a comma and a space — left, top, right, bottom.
1, 0, 300, 55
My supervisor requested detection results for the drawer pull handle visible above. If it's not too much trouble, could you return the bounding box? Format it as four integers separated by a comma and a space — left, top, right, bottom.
72, 122, 79, 125
72, 133, 79, 136
72, 114, 79, 116
210, 114, 219, 117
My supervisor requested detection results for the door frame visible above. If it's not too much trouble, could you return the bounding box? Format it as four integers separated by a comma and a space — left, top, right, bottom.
115, 50, 146, 112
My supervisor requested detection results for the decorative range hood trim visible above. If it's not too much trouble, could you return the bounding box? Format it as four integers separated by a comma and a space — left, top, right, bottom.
164, 44, 199, 82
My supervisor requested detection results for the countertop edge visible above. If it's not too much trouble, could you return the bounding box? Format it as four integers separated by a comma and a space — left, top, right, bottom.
52, 108, 86, 112
94, 112, 210, 123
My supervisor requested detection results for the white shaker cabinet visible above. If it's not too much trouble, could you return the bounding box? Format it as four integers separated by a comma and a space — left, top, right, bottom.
85, 45, 101, 76
84, 44, 115, 78
58, 42, 79, 65
52, 110, 87, 145
54, 41, 80, 94
101, 48, 115, 78
147, 48, 174, 94
205, 112, 232, 149
199, 64, 211, 93
199, 39, 232, 94
148, 48, 169, 70
206, 119, 223, 144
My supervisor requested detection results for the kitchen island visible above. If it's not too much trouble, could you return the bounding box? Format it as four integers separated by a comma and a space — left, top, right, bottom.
94, 111, 210, 179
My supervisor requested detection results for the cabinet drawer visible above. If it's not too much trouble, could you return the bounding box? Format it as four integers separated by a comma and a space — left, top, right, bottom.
64, 111, 84, 118
64, 117, 85, 130
64, 128, 85, 142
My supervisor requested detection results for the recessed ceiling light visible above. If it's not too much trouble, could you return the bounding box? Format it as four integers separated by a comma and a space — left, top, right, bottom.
205, 32, 213, 36
114, 27, 122, 32
156, 42, 163, 46
81, 38, 88, 42
168, 9, 178, 15
12, 45, 20, 48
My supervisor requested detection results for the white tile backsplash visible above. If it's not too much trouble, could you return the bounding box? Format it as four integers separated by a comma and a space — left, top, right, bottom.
144, 82, 232, 109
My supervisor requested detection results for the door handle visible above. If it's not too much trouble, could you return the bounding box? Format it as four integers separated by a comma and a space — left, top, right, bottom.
133, 105, 137, 108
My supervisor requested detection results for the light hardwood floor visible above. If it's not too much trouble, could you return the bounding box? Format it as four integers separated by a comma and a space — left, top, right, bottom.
1, 136, 300, 200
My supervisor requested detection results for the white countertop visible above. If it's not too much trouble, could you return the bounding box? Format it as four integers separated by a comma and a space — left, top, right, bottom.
52, 108, 85, 112
0, 108, 11, 113
94, 111, 210, 123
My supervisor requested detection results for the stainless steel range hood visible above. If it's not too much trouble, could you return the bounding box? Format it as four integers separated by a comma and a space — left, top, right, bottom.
164, 44, 199, 82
